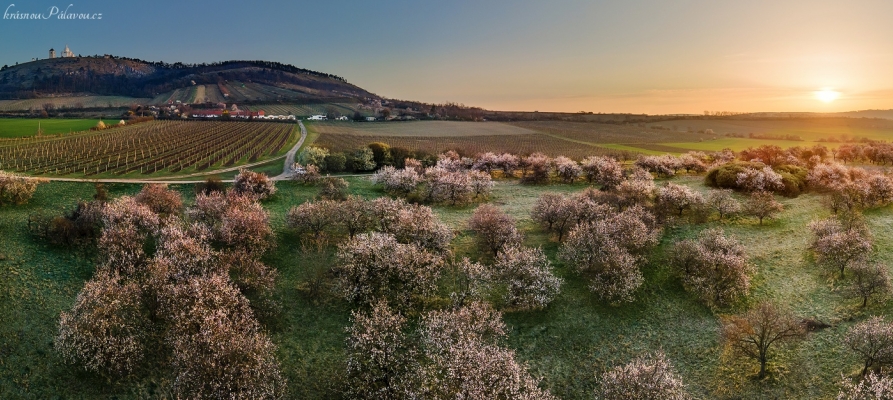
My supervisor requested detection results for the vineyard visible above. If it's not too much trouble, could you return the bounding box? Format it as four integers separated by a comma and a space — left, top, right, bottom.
0, 120, 296, 176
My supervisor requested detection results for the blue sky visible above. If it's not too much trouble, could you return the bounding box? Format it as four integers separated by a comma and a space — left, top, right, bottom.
2, 0, 893, 113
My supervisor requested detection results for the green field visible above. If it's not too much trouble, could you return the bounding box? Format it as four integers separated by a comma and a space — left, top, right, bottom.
0, 97, 149, 112
1, 174, 891, 398
0, 119, 101, 138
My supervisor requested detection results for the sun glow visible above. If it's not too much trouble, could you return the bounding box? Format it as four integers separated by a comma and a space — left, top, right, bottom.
814, 89, 841, 103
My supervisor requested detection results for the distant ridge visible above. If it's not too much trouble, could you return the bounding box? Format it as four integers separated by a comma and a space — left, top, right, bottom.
0, 56, 378, 103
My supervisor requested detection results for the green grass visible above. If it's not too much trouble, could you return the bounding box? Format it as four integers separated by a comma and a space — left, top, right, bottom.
666, 137, 814, 152
659, 118, 893, 142
3, 176, 893, 398
0, 119, 100, 138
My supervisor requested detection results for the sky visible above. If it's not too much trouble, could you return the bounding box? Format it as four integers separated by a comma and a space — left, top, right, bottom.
1, 0, 892, 114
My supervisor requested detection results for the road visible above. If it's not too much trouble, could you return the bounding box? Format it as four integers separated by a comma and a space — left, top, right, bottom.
274, 120, 306, 180
32, 121, 308, 185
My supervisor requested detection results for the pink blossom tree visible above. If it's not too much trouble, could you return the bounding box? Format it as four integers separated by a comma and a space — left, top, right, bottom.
670, 228, 751, 308
468, 204, 523, 257
596, 352, 690, 400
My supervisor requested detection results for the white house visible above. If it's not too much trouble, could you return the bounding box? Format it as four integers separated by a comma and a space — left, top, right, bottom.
307, 115, 327, 121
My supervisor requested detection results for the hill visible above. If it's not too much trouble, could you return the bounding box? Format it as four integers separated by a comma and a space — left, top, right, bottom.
0, 57, 378, 104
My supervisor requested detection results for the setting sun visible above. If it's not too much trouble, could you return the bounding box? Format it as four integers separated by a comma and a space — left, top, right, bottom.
814, 89, 841, 103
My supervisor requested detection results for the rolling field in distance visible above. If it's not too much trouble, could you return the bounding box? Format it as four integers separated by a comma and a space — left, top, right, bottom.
657, 118, 893, 141
0, 119, 101, 138
308, 119, 893, 159
0, 96, 149, 112
308, 121, 631, 158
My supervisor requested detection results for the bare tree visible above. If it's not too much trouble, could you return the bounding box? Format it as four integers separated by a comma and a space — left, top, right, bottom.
849, 262, 892, 307
721, 302, 804, 379
743, 191, 783, 225
707, 189, 742, 221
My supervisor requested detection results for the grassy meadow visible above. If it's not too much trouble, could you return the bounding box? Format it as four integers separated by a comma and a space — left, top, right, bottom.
0, 119, 101, 138
0, 97, 149, 112
3, 173, 893, 398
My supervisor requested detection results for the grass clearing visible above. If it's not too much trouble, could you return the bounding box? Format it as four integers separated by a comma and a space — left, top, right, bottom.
0, 119, 100, 138
658, 118, 893, 142
0, 97, 149, 112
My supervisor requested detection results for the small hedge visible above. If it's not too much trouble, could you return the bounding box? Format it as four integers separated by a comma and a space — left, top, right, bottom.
705, 162, 807, 197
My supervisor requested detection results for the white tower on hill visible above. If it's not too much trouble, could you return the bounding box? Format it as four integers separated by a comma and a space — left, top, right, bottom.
49, 48, 56, 58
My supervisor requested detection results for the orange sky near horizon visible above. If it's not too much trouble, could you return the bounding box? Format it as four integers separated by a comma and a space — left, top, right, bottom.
3, 0, 892, 114
346, 1, 893, 114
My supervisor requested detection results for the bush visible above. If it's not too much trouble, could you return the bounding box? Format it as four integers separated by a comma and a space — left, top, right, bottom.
368, 142, 393, 167
135, 183, 183, 216
324, 152, 348, 173
345, 302, 556, 399
492, 246, 562, 310
194, 176, 226, 196
0, 170, 46, 206
670, 228, 751, 308
559, 206, 660, 303
233, 169, 276, 200
370, 198, 453, 253
56, 273, 147, 377
838, 373, 893, 399
286, 200, 337, 242
350, 147, 377, 172
318, 176, 350, 201
468, 204, 522, 257
597, 352, 690, 400
335, 232, 444, 309
160, 274, 285, 399
775, 164, 808, 197
705, 161, 764, 189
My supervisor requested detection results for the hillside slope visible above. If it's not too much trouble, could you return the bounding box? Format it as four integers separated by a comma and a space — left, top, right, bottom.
0, 57, 377, 103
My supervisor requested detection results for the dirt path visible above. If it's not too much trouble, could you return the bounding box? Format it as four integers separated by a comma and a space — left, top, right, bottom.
274, 121, 306, 180
36, 121, 308, 185
192, 85, 206, 103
